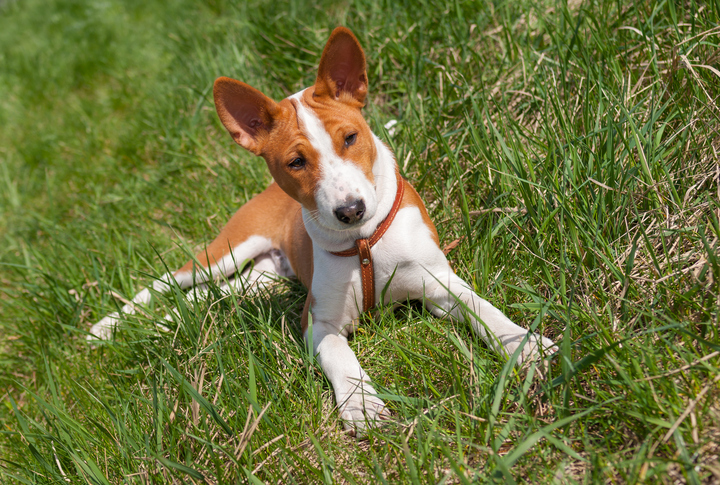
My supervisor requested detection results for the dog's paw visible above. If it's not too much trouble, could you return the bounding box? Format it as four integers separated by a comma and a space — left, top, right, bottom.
506, 333, 558, 368
339, 386, 389, 438
87, 312, 120, 341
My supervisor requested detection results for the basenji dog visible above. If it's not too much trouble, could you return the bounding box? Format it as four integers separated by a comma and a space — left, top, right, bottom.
89, 27, 556, 435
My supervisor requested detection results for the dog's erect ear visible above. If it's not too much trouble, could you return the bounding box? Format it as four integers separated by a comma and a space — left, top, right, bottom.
314, 27, 368, 105
213, 77, 280, 154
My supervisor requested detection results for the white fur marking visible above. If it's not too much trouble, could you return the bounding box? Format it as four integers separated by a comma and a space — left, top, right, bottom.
293, 99, 378, 231
88, 236, 276, 341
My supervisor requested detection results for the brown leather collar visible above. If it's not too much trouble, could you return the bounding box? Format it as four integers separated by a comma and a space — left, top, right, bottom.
330, 169, 405, 313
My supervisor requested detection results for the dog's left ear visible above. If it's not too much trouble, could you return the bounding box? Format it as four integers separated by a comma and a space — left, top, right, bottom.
314, 27, 368, 105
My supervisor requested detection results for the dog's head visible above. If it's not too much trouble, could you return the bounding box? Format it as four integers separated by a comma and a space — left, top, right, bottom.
214, 27, 380, 232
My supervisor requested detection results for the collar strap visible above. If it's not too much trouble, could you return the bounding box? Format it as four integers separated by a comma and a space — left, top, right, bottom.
330, 169, 405, 313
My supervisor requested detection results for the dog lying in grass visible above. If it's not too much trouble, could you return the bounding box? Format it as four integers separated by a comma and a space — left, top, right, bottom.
90, 27, 556, 435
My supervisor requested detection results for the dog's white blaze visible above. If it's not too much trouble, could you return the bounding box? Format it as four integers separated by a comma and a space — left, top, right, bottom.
293, 96, 378, 230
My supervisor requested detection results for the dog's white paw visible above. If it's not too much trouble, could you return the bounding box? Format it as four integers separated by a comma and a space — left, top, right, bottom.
505, 333, 558, 367
339, 386, 389, 438
87, 312, 120, 341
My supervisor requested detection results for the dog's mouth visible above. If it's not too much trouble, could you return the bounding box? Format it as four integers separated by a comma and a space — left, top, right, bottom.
312, 181, 378, 232
304, 199, 378, 236
316, 207, 375, 232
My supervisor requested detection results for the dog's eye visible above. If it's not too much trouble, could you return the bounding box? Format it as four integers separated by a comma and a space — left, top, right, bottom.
288, 157, 306, 169
344, 133, 357, 148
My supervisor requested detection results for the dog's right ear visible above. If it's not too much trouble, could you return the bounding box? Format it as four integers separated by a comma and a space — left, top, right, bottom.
213, 77, 279, 155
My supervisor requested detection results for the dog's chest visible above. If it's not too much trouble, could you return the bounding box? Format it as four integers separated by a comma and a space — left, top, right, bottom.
310, 205, 448, 328
371, 206, 447, 299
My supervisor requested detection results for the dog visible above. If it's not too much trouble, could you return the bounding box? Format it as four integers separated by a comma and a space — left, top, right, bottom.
89, 27, 556, 435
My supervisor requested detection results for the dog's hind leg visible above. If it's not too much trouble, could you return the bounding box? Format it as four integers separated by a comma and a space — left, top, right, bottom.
180, 249, 294, 306
160, 249, 294, 324
87, 235, 276, 340
88, 183, 300, 341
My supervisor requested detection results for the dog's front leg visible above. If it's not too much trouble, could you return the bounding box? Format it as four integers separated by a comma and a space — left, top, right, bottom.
424, 269, 557, 366
306, 323, 387, 435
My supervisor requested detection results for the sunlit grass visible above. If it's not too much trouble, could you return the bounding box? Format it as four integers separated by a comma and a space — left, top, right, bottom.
1, 0, 718, 482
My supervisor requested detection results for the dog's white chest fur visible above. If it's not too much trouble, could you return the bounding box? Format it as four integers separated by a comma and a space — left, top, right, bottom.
310, 205, 447, 333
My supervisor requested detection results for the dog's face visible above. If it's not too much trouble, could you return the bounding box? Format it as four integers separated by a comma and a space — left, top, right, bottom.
214, 27, 380, 232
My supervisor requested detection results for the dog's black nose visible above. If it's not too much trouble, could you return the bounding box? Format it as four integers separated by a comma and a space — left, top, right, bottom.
334, 199, 366, 224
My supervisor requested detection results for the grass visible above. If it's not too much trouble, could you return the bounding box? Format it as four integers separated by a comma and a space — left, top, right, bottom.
1, 0, 719, 482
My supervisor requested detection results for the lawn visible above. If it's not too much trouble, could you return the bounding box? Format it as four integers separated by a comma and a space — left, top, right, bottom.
1, 0, 719, 482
